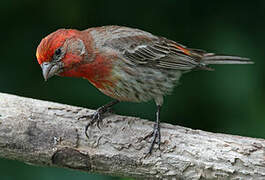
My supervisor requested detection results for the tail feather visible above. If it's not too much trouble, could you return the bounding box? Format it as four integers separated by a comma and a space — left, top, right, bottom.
202, 54, 253, 65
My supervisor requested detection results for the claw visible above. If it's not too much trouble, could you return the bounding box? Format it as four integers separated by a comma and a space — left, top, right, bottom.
84, 110, 103, 138
85, 124, 90, 139
147, 123, 161, 154
81, 100, 120, 139
146, 105, 161, 155
96, 118, 102, 129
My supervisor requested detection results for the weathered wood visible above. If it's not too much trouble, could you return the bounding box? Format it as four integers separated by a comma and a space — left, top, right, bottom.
0, 92, 264, 179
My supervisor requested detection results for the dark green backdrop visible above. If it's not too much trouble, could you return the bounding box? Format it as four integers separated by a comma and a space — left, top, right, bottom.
0, 0, 264, 179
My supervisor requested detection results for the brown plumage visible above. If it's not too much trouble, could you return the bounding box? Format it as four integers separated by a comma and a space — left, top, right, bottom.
36, 25, 253, 154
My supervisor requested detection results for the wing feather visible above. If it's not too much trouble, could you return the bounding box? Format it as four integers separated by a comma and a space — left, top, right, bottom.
122, 38, 201, 70
100, 26, 203, 70
92, 26, 251, 70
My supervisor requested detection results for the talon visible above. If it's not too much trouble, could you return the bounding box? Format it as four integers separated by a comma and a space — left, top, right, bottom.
148, 128, 160, 154
85, 124, 90, 138
78, 113, 93, 120
96, 119, 101, 129
80, 100, 119, 139
83, 110, 102, 138
147, 105, 161, 155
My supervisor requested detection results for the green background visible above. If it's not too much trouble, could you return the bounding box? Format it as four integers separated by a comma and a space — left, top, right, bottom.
0, 0, 264, 179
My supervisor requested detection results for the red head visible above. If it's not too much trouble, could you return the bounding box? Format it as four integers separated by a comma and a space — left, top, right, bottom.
36, 29, 88, 81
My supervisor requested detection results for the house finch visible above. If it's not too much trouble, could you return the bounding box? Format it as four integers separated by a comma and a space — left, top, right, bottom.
36, 26, 252, 154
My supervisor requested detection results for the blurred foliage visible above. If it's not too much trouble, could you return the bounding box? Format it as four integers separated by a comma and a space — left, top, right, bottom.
0, 0, 264, 179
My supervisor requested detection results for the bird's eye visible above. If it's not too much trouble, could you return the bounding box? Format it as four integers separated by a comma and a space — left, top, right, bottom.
55, 48, 61, 56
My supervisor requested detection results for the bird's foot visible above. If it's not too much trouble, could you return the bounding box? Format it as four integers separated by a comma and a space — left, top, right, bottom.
79, 100, 120, 139
82, 106, 110, 138
78, 106, 110, 138
147, 122, 161, 155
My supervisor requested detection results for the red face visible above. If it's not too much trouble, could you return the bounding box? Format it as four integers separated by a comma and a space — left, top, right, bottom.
36, 29, 85, 81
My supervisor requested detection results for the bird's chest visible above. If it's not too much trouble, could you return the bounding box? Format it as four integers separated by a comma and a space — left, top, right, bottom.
96, 61, 182, 102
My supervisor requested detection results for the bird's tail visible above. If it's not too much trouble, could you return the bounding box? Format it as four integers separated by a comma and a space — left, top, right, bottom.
201, 53, 253, 65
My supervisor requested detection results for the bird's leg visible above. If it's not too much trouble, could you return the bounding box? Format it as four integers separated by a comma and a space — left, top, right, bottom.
81, 100, 119, 138
148, 105, 161, 154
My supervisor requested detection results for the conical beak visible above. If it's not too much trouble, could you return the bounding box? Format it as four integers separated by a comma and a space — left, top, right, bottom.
41, 62, 60, 81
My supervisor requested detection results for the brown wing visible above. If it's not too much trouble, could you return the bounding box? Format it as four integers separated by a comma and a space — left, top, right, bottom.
100, 26, 205, 70
123, 37, 204, 70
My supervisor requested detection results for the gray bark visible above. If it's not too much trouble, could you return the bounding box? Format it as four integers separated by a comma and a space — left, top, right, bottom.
0, 92, 264, 179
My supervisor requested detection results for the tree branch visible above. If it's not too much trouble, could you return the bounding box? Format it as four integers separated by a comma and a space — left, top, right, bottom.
0, 92, 264, 179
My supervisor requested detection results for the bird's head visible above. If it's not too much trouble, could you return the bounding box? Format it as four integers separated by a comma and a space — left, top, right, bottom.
36, 29, 88, 81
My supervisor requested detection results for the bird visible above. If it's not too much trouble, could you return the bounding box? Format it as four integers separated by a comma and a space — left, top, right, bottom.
36, 25, 253, 154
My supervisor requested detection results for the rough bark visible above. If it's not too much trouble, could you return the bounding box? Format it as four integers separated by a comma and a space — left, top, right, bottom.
0, 92, 264, 179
